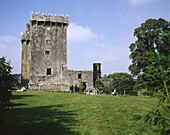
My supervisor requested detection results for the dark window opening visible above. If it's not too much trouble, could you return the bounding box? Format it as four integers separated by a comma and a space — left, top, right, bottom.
38, 21, 44, 25
57, 22, 62, 27
21, 40, 26, 44
78, 74, 82, 79
32, 21, 36, 26
63, 23, 67, 27
26, 40, 30, 45
47, 68, 51, 75
45, 21, 50, 27
52, 22, 55, 27
45, 51, 50, 54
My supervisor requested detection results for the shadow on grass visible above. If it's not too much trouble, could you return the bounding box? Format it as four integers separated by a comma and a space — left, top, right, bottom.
12, 94, 35, 100
1, 105, 79, 135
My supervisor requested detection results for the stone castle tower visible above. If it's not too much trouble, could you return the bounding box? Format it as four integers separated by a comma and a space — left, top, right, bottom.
21, 12, 101, 91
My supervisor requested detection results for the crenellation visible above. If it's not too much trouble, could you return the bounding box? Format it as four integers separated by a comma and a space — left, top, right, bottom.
42, 12, 46, 16
49, 13, 52, 16
30, 12, 69, 24
30, 11, 33, 16
36, 12, 40, 15
21, 31, 24, 36
60, 14, 64, 18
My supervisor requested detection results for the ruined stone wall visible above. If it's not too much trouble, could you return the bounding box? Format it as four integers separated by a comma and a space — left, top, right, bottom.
99, 78, 113, 86
63, 70, 93, 87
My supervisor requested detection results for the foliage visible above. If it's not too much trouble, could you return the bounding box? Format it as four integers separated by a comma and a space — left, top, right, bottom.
95, 78, 104, 90
133, 51, 170, 134
107, 72, 136, 95
132, 76, 147, 94
142, 51, 170, 100
129, 18, 169, 76
1, 91, 158, 135
143, 104, 170, 134
0, 56, 14, 126
79, 84, 85, 92
102, 85, 114, 94
139, 89, 149, 96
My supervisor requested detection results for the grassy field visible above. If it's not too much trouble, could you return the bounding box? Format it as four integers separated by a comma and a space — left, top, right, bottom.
1, 91, 158, 135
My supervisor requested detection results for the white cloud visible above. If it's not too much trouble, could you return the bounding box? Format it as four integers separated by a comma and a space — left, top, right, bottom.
128, 0, 160, 6
68, 23, 97, 42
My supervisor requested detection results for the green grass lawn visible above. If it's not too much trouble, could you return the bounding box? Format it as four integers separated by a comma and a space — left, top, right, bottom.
1, 91, 158, 135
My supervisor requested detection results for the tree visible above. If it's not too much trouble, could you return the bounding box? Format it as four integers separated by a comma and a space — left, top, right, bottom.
142, 51, 170, 101
107, 73, 136, 95
133, 51, 170, 134
132, 30, 170, 134
0, 56, 14, 126
95, 78, 104, 90
129, 18, 169, 76
102, 85, 113, 95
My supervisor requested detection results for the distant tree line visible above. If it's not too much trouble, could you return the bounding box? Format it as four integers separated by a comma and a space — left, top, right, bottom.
95, 72, 136, 95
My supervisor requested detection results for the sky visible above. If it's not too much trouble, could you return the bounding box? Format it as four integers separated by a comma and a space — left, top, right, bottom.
0, 0, 169, 75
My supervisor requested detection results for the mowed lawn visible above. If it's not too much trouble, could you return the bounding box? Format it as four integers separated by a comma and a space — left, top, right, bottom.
2, 91, 158, 135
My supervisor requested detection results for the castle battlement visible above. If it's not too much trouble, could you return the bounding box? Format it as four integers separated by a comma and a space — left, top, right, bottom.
30, 11, 69, 24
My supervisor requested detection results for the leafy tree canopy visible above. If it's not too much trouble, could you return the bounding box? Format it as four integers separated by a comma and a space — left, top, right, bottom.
107, 72, 135, 95
129, 18, 170, 76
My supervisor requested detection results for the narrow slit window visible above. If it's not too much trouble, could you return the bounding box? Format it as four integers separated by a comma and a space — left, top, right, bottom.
47, 68, 51, 75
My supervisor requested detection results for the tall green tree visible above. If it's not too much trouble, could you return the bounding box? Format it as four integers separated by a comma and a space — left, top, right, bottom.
129, 18, 169, 76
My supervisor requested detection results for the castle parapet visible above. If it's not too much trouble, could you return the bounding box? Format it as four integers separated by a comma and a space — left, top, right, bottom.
30, 11, 69, 24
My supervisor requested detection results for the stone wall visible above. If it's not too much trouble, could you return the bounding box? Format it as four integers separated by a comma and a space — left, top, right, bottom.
21, 26, 31, 84
99, 78, 113, 85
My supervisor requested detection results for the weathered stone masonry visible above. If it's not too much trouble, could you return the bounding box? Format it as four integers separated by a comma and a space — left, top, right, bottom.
21, 12, 101, 91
